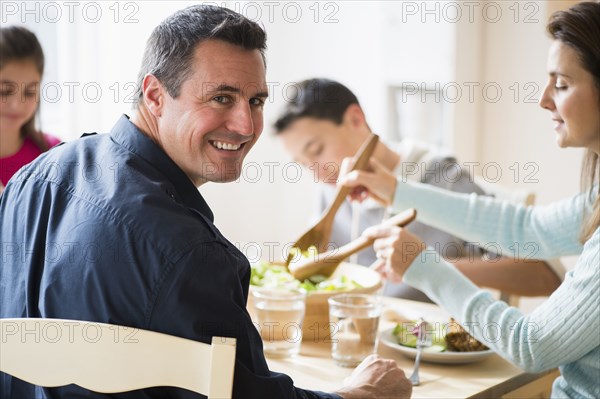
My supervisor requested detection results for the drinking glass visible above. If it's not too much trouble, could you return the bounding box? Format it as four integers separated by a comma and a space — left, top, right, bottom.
252, 288, 306, 358
328, 294, 382, 367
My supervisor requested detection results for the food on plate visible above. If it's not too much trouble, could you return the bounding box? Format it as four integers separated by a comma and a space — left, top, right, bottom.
250, 259, 363, 293
445, 319, 489, 352
392, 318, 488, 353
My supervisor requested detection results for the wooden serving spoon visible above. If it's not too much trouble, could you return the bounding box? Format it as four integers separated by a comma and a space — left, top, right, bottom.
289, 208, 417, 281
285, 134, 380, 268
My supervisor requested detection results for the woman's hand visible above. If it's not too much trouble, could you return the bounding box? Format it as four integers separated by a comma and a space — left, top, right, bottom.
364, 224, 426, 281
338, 157, 398, 206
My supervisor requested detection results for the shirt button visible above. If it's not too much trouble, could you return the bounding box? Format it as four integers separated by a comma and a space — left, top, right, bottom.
166, 190, 176, 201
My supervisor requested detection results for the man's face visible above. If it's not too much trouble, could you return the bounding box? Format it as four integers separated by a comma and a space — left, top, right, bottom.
279, 117, 359, 184
155, 40, 268, 185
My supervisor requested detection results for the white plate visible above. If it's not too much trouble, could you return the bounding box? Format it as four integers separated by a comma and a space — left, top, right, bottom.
379, 327, 496, 364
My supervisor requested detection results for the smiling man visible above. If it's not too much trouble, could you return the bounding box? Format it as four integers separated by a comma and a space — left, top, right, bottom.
133, 39, 268, 186
0, 5, 411, 399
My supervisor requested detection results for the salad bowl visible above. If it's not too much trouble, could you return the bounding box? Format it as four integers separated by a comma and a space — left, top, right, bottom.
248, 262, 382, 341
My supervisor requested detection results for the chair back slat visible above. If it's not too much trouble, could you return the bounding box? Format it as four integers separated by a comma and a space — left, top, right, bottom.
0, 318, 235, 399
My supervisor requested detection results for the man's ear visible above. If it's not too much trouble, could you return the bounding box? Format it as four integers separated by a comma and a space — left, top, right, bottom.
343, 103, 368, 129
142, 74, 165, 117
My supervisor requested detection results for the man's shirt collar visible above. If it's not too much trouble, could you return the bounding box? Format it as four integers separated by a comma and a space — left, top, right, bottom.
110, 114, 214, 222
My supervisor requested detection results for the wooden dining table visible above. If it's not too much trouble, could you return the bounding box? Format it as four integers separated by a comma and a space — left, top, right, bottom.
264, 296, 559, 399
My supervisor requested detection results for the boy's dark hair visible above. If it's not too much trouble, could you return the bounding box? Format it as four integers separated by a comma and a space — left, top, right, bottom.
274, 78, 360, 133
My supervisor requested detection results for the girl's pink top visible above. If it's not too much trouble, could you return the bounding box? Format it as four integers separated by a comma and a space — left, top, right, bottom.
1, 134, 61, 186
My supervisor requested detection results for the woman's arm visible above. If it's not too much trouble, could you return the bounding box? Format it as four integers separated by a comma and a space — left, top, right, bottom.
391, 228, 600, 373
392, 181, 586, 259
340, 161, 586, 259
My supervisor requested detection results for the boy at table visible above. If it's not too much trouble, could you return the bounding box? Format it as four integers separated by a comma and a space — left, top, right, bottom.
274, 78, 564, 301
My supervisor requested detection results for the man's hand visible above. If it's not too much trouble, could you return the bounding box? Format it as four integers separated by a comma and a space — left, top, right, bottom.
334, 354, 412, 399
364, 225, 426, 281
338, 158, 397, 206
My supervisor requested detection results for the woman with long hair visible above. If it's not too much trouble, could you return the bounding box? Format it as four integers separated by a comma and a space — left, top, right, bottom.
341, 2, 599, 397
0, 26, 60, 192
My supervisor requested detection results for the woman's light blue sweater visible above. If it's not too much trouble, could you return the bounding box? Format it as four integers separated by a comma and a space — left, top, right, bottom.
395, 181, 599, 399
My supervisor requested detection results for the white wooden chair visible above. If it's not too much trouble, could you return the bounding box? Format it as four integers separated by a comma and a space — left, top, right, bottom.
0, 318, 236, 399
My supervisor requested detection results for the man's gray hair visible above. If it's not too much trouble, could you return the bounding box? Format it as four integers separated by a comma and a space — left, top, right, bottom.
135, 5, 267, 108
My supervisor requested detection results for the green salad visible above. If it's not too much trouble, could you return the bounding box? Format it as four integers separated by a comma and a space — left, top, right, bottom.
393, 321, 447, 352
250, 261, 363, 293
393, 319, 488, 352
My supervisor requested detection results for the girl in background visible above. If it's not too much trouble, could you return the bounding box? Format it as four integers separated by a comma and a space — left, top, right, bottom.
0, 26, 60, 192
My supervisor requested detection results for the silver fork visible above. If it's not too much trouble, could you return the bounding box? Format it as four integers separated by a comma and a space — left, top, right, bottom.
409, 319, 431, 386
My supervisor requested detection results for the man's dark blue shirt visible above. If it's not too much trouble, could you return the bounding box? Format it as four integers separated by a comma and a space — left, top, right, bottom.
0, 115, 339, 399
